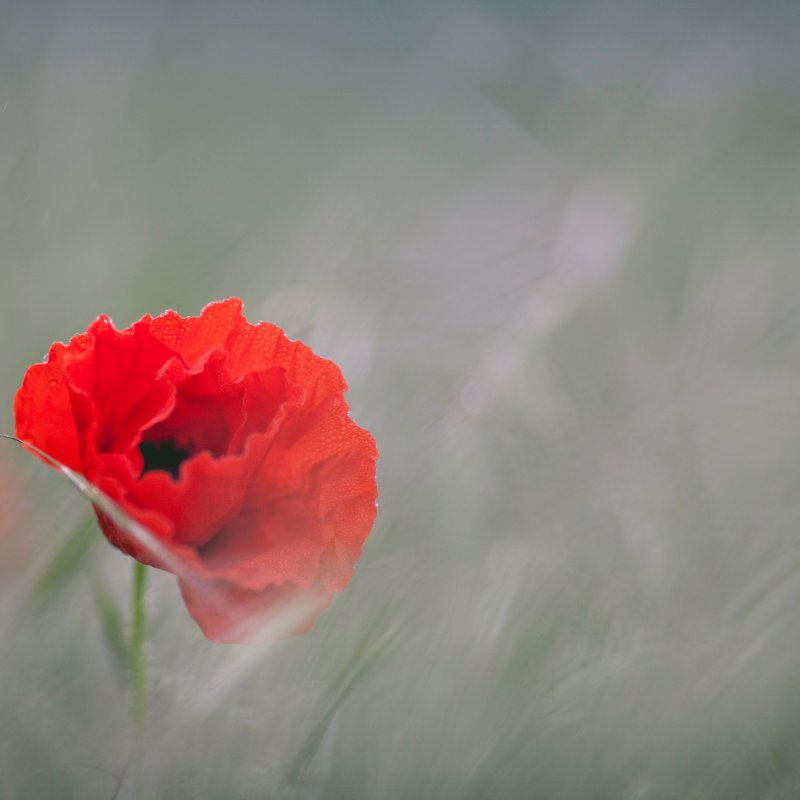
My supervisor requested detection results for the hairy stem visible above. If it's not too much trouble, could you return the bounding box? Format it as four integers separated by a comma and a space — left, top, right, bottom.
130, 560, 147, 725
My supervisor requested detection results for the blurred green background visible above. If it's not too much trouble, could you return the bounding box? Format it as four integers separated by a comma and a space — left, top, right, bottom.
3, 1, 800, 797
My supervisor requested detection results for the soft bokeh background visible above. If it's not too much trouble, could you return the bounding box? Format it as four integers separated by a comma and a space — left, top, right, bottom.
3, 1, 800, 797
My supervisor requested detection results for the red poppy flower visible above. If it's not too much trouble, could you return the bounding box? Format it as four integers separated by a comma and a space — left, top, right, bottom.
14, 298, 378, 642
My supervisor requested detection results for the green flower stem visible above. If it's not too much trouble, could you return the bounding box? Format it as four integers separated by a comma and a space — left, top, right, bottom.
130, 560, 148, 725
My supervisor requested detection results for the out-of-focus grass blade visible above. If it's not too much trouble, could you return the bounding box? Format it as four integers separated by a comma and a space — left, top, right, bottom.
4, 434, 268, 638
4, 434, 174, 573
283, 621, 399, 787
23, 513, 97, 616
1, 433, 102, 616
87, 571, 129, 675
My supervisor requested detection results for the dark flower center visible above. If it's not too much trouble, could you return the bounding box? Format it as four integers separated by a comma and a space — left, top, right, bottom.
139, 438, 191, 479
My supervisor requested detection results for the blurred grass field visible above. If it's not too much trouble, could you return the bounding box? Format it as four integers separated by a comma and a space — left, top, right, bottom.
3, 1, 800, 798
